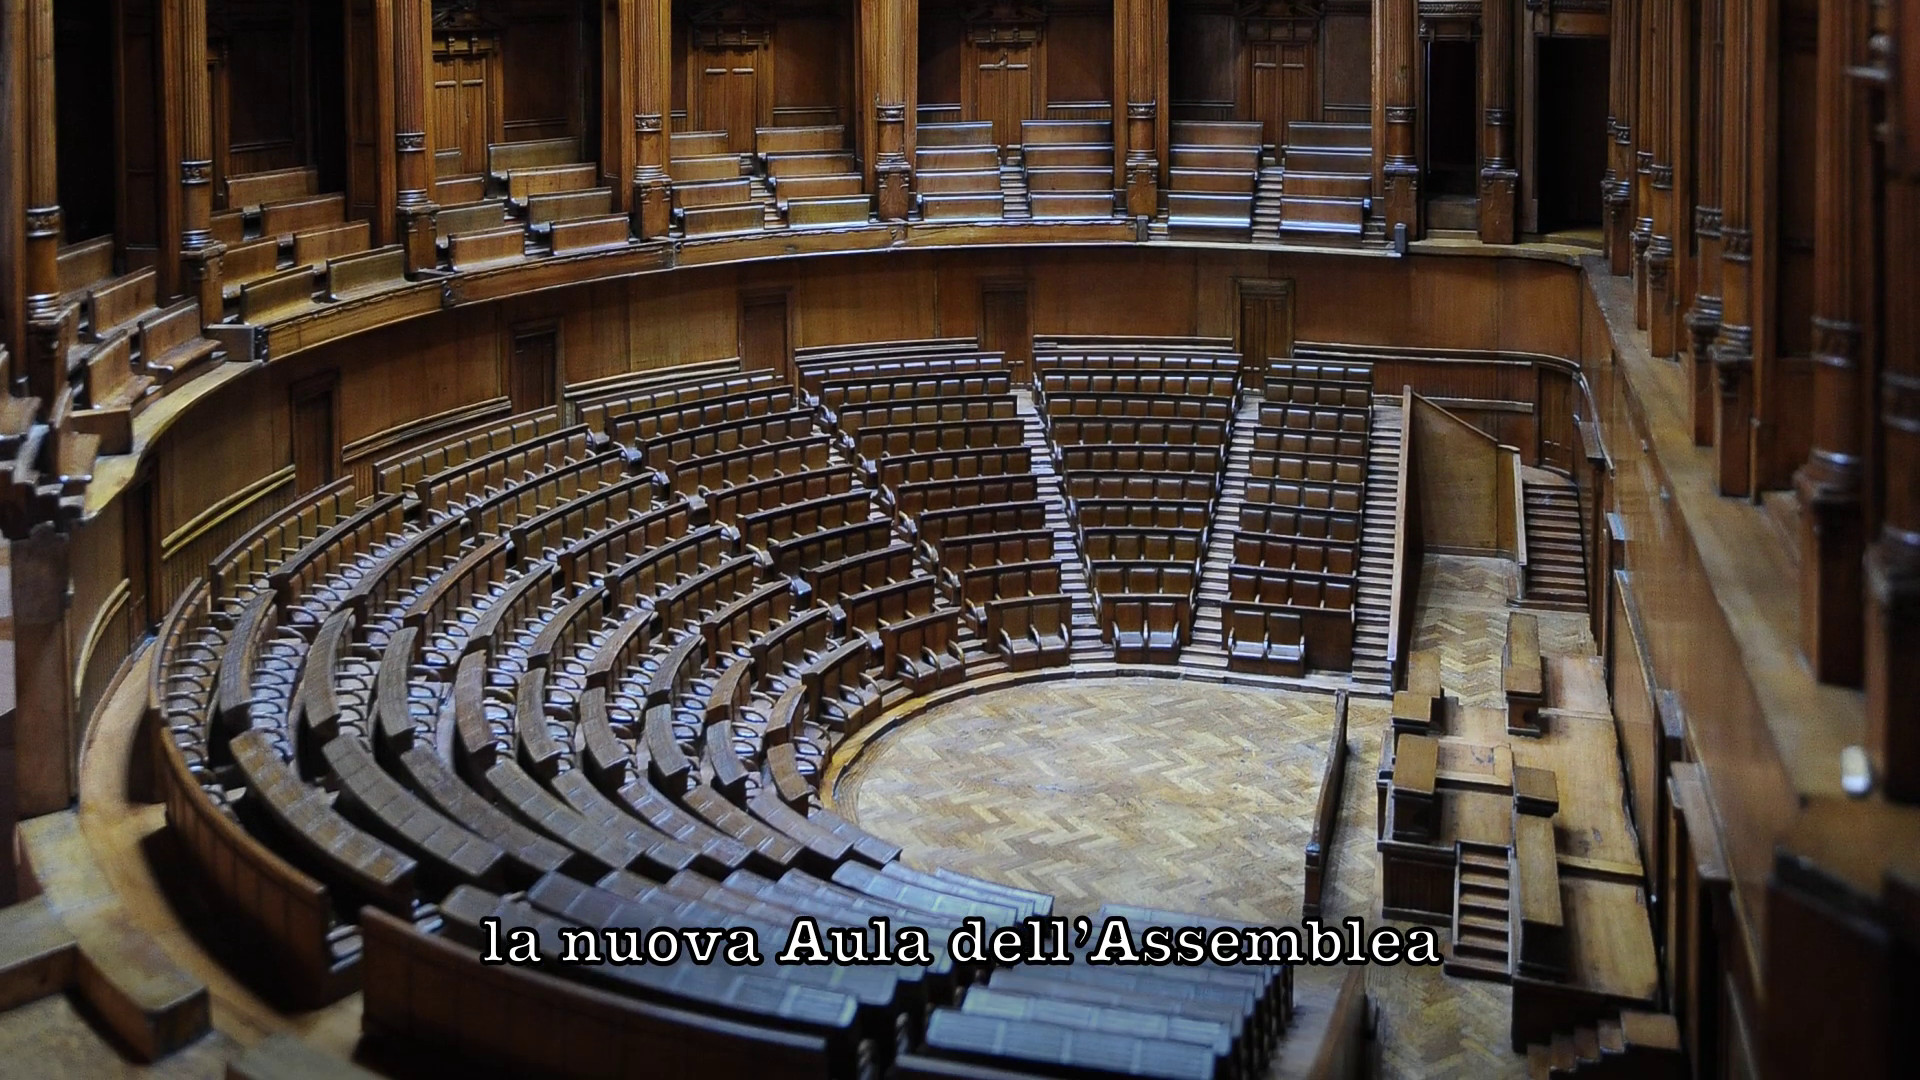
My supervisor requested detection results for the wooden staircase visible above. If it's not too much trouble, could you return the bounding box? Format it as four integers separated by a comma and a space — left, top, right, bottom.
999, 151, 1032, 220
1446, 840, 1514, 982
1521, 481, 1587, 612
1016, 391, 1106, 661
1189, 396, 1263, 669
1524, 1011, 1686, 1079
1349, 399, 1401, 688
1251, 160, 1285, 243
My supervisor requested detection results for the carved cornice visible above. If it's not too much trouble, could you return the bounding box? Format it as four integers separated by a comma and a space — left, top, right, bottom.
689, 1, 775, 45
432, 0, 501, 35
964, 1, 1047, 42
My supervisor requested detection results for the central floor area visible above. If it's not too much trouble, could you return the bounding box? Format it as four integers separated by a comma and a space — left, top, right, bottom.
835, 677, 1336, 922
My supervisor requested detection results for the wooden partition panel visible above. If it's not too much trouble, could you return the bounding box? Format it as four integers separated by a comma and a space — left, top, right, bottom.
1407, 393, 1510, 554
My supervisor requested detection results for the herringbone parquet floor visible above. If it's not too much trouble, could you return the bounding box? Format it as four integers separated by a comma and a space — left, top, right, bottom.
837, 555, 1605, 1080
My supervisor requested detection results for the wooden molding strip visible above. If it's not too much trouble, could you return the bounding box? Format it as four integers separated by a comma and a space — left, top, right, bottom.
160, 466, 296, 557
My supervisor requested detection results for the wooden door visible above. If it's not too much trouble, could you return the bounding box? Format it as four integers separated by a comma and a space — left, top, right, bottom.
1236, 280, 1295, 395
980, 285, 1032, 383
291, 377, 338, 494
740, 293, 791, 381
693, 45, 762, 153
1537, 367, 1575, 473
1245, 34, 1315, 147
434, 45, 498, 174
510, 326, 559, 414
970, 42, 1035, 149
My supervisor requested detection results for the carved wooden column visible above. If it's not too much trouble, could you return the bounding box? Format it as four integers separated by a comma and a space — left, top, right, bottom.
629, 0, 673, 239
1476, 0, 1515, 243
863, 0, 914, 220
1711, 0, 1755, 496
177, 0, 224, 318
1115, 0, 1165, 219
1602, 0, 1634, 271
1686, 0, 1726, 445
1795, 0, 1871, 686
13, 0, 63, 401
1866, 37, 1920, 797
1374, 0, 1418, 236
1644, 0, 1677, 357
390, 0, 438, 271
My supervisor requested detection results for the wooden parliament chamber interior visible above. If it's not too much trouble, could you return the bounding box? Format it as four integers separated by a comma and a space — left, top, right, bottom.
0, 1, 1914, 1079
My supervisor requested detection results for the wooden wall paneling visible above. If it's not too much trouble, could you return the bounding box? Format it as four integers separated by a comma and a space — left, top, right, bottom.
1045, 1, 1112, 108
1407, 394, 1503, 553
1752, 0, 1817, 492
772, 5, 851, 130
626, 271, 737, 368
1600, 0, 1633, 269
498, 2, 589, 145
1319, 3, 1371, 128
344, 0, 392, 237
334, 306, 506, 447
1536, 364, 1574, 473
1169, 1, 1234, 123
52, 0, 118, 243
917, 6, 963, 108
432, 34, 500, 175
209, 0, 313, 180
1792, 0, 1872, 686
112, 0, 165, 277
1643, 0, 1678, 359
10, 524, 75, 816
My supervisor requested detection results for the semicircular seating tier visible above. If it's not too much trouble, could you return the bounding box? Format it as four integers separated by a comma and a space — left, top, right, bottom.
152, 336, 1393, 1079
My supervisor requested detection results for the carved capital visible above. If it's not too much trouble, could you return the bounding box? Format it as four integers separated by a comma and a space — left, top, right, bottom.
1484, 107, 1512, 127
1883, 370, 1920, 436
1126, 101, 1158, 120
1385, 105, 1417, 126
874, 102, 907, 124
635, 113, 665, 134
1810, 316, 1862, 369
1711, 326, 1753, 394
1721, 226, 1752, 261
396, 131, 427, 151
1650, 163, 1674, 190
181, 159, 213, 185
23, 206, 60, 238
1694, 205, 1722, 237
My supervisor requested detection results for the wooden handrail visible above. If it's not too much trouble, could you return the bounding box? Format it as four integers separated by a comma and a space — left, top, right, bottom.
1303, 690, 1350, 919
1384, 386, 1416, 684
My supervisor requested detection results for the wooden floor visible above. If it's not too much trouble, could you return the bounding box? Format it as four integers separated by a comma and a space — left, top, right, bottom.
838, 677, 1337, 922
835, 554, 1614, 1080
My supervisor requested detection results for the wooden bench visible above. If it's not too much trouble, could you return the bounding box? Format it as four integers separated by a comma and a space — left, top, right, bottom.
225, 167, 318, 210
448, 224, 528, 271
551, 214, 632, 255
1075, 498, 1211, 531
511, 474, 654, 562
821, 370, 1012, 411
503, 160, 599, 204
291, 220, 370, 268
931, 530, 1052, 573
896, 474, 1039, 517
769, 518, 895, 578
414, 426, 595, 512
709, 466, 856, 526
1058, 443, 1223, 475
1083, 527, 1204, 563
961, 560, 1063, 611
528, 187, 616, 225
71, 332, 152, 453
1091, 560, 1199, 599
681, 203, 766, 237
915, 500, 1048, 544
675, 177, 755, 209
434, 199, 509, 240
1511, 811, 1566, 980
756, 124, 847, 158
1249, 450, 1367, 487
833, 393, 1017, 434
1049, 417, 1229, 447
487, 136, 583, 182
667, 436, 832, 495
1101, 594, 1191, 662
259, 194, 346, 240
239, 266, 319, 324
1232, 533, 1359, 576
643, 409, 817, 469
876, 446, 1031, 490
982, 595, 1072, 670
806, 543, 915, 604
879, 609, 966, 692
669, 154, 747, 184
843, 577, 940, 635
324, 734, 506, 897
609, 386, 798, 444
1045, 392, 1234, 422
1224, 603, 1306, 676
787, 195, 871, 227
1243, 478, 1365, 514
854, 417, 1026, 459
136, 300, 221, 384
